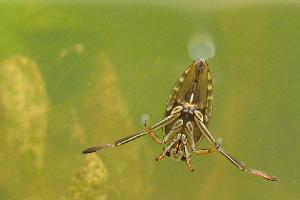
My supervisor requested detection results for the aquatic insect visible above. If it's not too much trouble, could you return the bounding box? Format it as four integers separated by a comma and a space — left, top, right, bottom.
82, 59, 278, 181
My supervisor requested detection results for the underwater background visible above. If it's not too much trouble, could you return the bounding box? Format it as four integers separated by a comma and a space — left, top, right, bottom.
0, 1, 299, 199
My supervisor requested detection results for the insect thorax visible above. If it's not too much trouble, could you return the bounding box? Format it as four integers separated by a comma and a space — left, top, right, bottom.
165, 104, 202, 143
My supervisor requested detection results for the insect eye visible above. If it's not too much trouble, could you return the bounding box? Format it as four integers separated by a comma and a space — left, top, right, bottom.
194, 59, 206, 71
197, 58, 206, 64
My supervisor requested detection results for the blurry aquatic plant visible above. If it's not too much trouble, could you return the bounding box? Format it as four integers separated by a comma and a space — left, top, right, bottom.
0, 55, 48, 171
188, 34, 215, 61
67, 154, 108, 200
70, 107, 86, 146
83, 54, 145, 199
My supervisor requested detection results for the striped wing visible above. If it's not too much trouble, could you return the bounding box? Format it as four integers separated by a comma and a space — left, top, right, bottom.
164, 61, 213, 125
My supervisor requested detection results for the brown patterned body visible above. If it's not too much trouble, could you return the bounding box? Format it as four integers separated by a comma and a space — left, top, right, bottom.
164, 61, 213, 145
83, 59, 278, 181
158, 60, 213, 162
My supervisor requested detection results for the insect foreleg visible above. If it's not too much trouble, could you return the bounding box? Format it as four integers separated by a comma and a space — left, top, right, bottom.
82, 132, 147, 154
218, 147, 278, 181
156, 133, 181, 161
146, 106, 183, 144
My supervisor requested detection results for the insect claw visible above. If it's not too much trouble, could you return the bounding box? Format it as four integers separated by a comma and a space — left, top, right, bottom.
186, 159, 194, 172
156, 151, 166, 161
181, 155, 194, 171
156, 156, 164, 161
156, 155, 163, 161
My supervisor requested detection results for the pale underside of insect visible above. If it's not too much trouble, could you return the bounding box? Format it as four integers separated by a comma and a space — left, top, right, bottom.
82, 59, 278, 181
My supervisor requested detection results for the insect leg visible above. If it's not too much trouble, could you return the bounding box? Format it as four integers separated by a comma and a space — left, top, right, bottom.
156, 133, 181, 161
218, 147, 278, 181
82, 132, 147, 154
194, 110, 217, 146
193, 147, 218, 155
145, 128, 163, 144
193, 111, 277, 180
162, 119, 183, 143
186, 119, 220, 156
181, 134, 194, 171
185, 121, 196, 150
193, 112, 277, 181
82, 106, 182, 154
146, 106, 183, 144
193, 138, 222, 156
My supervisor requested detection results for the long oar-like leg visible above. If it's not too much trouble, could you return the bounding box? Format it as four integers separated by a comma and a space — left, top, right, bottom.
186, 119, 221, 156
186, 120, 217, 156
194, 110, 218, 146
82, 132, 147, 154
82, 106, 183, 154
218, 147, 278, 181
194, 111, 222, 155
194, 110, 277, 181
146, 106, 183, 144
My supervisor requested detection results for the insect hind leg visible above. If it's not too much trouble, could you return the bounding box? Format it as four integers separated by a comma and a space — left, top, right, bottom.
82, 132, 147, 154
218, 147, 278, 181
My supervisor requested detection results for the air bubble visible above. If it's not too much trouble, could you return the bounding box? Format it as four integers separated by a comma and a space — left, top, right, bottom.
188, 34, 216, 61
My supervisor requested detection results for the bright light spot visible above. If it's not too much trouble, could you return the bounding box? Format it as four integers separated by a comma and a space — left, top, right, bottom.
188, 34, 215, 61
141, 113, 149, 127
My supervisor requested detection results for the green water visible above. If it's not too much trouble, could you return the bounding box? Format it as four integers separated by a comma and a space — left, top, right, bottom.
0, 1, 299, 200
